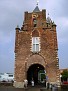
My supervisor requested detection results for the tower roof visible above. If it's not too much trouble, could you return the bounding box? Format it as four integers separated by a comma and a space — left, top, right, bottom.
33, 6, 40, 12
46, 13, 52, 23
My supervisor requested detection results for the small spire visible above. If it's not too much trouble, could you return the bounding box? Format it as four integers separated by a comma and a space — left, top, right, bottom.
48, 13, 49, 16
36, 0, 39, 6
46, 13, 52, 23
16, 25, 19, 28
33, 0, 40, 12
15, 25, 20, 30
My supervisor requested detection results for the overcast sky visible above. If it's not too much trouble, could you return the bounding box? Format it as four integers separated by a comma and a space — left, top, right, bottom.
0, 0, 68, 73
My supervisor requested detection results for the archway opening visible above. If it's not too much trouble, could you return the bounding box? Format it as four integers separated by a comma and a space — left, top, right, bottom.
27, 64, 46, 85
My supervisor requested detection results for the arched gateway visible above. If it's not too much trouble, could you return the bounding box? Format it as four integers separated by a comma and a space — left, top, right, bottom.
26, 54, 46, 85
27, 63, 45, 85
14, 5, 60, 88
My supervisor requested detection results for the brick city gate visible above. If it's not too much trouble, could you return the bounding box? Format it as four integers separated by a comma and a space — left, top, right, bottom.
14, 5, 60, 88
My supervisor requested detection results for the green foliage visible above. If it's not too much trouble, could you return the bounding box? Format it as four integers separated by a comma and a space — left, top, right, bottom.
61, 70, 68, 81
39, 70, 44, 73
38, 70, 46, 81
41, 74, 45, 81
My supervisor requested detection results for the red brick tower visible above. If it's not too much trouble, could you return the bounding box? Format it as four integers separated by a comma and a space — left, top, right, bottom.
14, 5, 60, 88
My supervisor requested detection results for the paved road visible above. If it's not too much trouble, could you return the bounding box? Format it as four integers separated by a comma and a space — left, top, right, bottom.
0, 86, 51, 91
0, 86, 68, 91
0, 87, 42, 91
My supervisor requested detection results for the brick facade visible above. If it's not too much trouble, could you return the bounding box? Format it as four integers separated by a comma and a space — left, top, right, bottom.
14, 6, 60, 88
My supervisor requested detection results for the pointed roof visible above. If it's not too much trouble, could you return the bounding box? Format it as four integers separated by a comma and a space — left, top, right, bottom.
46, 17, 52, 23
33, 6, 40, 12
46, 14, 52, 23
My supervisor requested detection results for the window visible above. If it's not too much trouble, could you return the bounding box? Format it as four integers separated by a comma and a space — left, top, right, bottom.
33, 18, 37, 27
32, 37, 40, 52
8, 75, 13, 77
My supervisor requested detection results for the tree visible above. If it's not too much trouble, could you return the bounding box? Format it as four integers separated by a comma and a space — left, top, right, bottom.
61, 69, 68, 81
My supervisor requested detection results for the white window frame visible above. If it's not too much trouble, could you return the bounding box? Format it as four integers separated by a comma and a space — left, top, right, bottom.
32, 37, 40, 52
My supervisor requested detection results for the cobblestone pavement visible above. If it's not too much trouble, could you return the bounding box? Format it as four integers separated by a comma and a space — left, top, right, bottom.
0, 88, 52, 91
0, 86, 40, 91
0, 86, 68, 91
0, 86, 49, 91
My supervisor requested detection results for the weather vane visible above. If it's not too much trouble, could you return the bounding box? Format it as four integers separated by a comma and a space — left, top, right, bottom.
37, 0, 39, 6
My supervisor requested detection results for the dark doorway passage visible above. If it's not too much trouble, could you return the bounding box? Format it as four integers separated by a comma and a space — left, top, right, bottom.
27, 64, 45, 85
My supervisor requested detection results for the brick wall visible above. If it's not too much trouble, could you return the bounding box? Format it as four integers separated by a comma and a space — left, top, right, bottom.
14, 8, 60, 87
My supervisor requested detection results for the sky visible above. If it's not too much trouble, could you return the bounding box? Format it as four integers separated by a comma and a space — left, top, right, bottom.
0, 0, 68, 73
